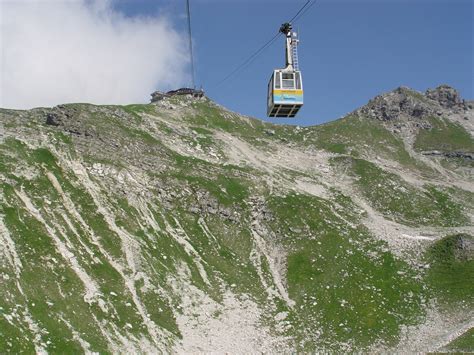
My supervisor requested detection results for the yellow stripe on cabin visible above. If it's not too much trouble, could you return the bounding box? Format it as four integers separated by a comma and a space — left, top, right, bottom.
273, 89, 303, 95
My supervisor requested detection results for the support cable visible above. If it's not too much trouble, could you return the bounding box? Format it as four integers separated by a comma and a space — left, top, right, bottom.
288, 0, 311, 23
292, 0, 317, 23
213, 0, 317, 88
214, 32, 282, 88
186, 0, 196, 88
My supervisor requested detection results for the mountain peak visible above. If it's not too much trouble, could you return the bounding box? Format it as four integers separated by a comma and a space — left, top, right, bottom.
425, 84, 464, 108
356, 85, 469, 122
1, 86, 473, 353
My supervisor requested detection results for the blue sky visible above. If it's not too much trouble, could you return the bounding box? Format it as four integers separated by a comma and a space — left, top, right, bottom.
2, 0, 470, 124
114, 0, 472, 126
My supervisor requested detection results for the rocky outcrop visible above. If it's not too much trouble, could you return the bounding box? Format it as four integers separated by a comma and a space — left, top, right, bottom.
454, 234, 474, 261
1, 86, 472, 354
357, 86, 435, 121
45, 104, 94, 137
357, 85, 469, 122
421, 150, 474, 161
426, 85, 466, 110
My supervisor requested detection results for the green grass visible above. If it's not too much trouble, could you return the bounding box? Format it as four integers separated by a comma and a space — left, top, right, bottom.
305, 115, 419, 167
0, 142, 187, 350
2, 98, 473, 352
171, 173, 249, 207
164, 149, 251, 207
127, 128, 161, 144
53, 131, 73, 145
443, 186, 474, 208
444, 327, 474, 352
414, 116, 474, 153
177, 212, 270, 303
1, 198, 110, 353
403, 88, 430, 102
333, 157, 468, 227
117, 103, 157, 124
190, 126, 213, 136
425, 234, 474, 308
267, 192, 425, 350
188, 101, 274, 146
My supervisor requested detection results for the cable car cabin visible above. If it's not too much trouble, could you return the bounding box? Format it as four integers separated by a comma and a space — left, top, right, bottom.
267, 70, 303, 118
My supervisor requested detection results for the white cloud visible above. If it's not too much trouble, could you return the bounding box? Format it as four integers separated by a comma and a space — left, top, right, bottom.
0, 0, 189, 109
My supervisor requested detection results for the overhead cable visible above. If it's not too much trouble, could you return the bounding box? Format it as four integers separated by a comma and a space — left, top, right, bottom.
214, 32, 282, 88
186, 0, 196, 88
292, 0, 317, 23
213, 0, 317, 88
288, 0, 312, 23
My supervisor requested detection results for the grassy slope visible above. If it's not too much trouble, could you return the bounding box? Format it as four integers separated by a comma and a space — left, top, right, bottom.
0, 99, 473, 352
331, 157, 468, 227
305, 115, 419, 167
425, 234, 474, 352
424, 234, 474, 308
267, 193, 425, 350
444, 328, 474, 352
414, 116, 474, 153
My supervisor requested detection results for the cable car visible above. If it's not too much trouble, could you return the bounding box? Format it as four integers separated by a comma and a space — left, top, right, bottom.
267, 23, 303, 118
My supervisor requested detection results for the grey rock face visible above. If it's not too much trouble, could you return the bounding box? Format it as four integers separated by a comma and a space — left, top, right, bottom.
357, 87, 436, 121
454, 234, 474, 261
45, 105, 93, 137
45, 105, 78, 126
150, 91, 167, 102
426, 85, 464, 109
421, 150, 474, 161
0, 86, 473, 354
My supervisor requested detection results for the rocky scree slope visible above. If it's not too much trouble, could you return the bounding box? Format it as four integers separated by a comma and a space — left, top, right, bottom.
0, 85, 473, 353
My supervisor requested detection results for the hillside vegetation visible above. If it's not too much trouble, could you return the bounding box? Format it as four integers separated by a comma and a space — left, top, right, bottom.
0, 85, 472, 352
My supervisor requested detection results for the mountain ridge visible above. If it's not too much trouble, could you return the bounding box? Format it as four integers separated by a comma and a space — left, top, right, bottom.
0, 85, 473, 353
